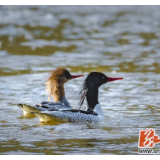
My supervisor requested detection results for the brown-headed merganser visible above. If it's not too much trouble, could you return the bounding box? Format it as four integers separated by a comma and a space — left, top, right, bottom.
17, 68, 84, 114
32, 72, 123, 123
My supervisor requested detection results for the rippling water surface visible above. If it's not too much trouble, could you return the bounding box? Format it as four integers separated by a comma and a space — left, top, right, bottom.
0, 5, 160, 155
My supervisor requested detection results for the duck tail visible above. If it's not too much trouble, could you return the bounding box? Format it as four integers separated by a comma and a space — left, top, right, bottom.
17, 103, 40, 114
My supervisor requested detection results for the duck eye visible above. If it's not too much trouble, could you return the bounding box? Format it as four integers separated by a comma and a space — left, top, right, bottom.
64, 72, 71, 79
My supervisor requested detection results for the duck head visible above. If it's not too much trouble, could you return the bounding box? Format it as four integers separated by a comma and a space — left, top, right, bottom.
46, 68, 84, 102
78, 72, 123, 111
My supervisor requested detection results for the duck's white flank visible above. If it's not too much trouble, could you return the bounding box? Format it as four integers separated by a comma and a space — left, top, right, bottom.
33, 104, 105, 123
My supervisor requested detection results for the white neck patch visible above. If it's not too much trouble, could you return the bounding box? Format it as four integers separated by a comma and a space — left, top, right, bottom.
93, 104, 105, 121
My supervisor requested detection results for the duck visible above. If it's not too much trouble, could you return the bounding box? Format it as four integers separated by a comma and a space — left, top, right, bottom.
31, 72, 123, 123
17, 68, 84, 114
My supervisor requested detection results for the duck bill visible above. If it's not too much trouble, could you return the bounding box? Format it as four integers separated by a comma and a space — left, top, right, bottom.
107, 77, 123, 82
71, 75, 84, 79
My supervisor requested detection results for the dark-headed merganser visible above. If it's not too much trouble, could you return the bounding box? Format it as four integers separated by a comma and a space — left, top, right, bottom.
17, 68, 84, 114
32, 72, 123, 123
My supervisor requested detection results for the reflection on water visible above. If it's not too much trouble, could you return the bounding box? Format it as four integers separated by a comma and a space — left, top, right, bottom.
0, 5, 160, 155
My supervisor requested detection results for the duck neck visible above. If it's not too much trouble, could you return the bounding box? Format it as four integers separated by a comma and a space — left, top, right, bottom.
46, 80, 65, 102
53, 82, 65, 102
86, 87, 99, 111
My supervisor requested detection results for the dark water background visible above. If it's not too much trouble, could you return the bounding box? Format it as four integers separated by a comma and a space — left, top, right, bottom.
0, 5, 160, 155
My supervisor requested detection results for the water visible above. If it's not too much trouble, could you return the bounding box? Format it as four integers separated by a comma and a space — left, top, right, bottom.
0, 5, 160, 155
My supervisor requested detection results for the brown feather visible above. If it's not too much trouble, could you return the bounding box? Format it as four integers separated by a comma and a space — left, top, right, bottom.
46, 68, 69, 102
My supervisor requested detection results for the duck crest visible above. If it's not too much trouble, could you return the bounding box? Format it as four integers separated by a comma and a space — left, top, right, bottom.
46, 68, 67, 102
77, 77, 88, 109
77, 72, 101, 111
